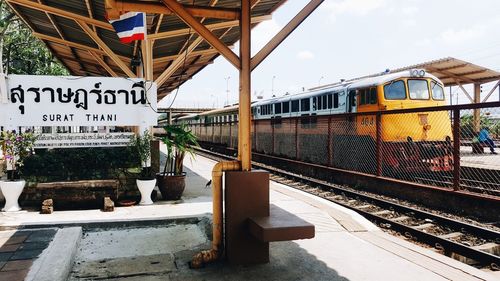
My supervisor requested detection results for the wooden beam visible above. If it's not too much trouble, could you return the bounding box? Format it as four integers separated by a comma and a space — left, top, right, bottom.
88, 51, 118, 77
482, 80, 500, 103
457, 81, 474, 103
33, 32, 131, 62
7, 0, 114, 31
153, 48, 222, 64
427, 66, 476, 84
155, 36, 205, 87
148, 15, 270, 40
76, 20, 136, 78
113, 1, 239, 20
251, 0, 324, 71
162, 0, 240, 69
84, 0, 97, 32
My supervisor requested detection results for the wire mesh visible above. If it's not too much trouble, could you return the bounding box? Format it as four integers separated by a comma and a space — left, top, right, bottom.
458, 106, 500, 195
186, 102, 500, 196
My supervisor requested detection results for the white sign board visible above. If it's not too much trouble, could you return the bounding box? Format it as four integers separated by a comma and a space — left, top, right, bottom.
34, 132, 134, 149
0, 75, 157, 127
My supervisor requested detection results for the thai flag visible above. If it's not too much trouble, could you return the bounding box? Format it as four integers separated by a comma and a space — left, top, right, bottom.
108, 12, 146, 44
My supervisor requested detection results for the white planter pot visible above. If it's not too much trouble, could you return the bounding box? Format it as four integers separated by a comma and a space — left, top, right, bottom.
0, 180, 26, 212
136, 179, 156, 205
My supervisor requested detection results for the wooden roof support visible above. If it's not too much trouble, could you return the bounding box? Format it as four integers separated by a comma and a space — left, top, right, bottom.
457, 81, 474, 103
155, 36, 205, 87
88, 51, 118, 77
427, 66, 476, 84
33, 32, 131, 63
7, 0, 114, 31
251, 0, 324, 71
162, 0, 240, 69
154, 48, 222, 64
148, 15, 270, 40
111, 1, 239, 20
482, 80, 500, 103
76, 20, 136, 78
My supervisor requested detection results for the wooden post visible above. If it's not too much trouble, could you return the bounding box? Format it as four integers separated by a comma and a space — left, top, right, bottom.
239, 0, 251, 171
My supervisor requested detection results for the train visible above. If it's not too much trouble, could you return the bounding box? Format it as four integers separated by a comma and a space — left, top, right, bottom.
176, 69, 453, 175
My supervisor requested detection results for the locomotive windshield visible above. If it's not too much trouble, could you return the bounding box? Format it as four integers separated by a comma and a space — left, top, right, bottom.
431, 81, 445, 100
384, 80, 406, 100
408, 79, 430, 100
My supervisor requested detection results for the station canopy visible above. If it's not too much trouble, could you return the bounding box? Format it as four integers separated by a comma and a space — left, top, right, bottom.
6, 0, 286, 99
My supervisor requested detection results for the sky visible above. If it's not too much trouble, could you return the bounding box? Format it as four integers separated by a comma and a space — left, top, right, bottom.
158, 0, 500, 109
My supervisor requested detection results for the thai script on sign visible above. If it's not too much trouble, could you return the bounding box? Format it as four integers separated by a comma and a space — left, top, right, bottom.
34, 133, 135, 149
10, 81, 147, 115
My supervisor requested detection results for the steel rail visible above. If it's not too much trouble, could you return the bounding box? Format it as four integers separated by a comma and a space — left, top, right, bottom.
194, 147, 500, 267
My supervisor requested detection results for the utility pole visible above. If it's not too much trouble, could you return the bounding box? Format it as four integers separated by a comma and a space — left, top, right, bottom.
225, 76, 230, 106
271, 75, 276, 97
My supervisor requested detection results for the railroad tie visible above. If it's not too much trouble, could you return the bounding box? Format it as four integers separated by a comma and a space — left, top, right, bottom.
438, 232, 463, 240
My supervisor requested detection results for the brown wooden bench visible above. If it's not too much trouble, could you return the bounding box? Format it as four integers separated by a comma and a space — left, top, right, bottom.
37, 180, 118, 212
247, 205, 315, 242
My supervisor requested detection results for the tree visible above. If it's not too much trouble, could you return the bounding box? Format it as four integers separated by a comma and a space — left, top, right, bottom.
0, 0, 68, 75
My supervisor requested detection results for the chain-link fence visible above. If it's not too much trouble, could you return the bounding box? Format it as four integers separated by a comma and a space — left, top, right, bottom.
187, 102, 500, 195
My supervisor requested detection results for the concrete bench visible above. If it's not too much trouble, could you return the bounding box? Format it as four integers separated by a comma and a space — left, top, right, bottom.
247, 205, 315, 242
37, 180, 118, 212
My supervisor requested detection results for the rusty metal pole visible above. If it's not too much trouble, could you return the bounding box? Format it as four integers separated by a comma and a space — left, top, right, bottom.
453, 109, 461, 191
239, 0, 251, 171
376, 113, 382, 176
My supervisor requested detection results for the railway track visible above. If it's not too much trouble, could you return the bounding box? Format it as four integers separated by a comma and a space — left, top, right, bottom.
194, 147, 500, 270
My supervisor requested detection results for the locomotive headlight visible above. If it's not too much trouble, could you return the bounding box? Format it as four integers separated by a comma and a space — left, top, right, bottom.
419, 70, 426, 77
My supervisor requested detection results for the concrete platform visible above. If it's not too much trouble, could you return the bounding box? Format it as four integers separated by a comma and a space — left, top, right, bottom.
461, 146, 500, 170
0, 154, 498, 280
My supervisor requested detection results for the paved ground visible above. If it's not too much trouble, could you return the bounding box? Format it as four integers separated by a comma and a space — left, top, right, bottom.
0, 151, 498, 280
0, 228, 56, 281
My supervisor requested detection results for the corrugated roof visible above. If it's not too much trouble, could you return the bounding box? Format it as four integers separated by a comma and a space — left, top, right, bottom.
6, 0, 287, 100
387, 57, 500, 87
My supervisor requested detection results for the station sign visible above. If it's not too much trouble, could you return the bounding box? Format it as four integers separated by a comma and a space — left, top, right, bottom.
0, 75, 158, 127
34, 132, 134, 149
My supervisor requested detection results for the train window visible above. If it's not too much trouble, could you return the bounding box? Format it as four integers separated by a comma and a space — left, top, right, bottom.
283, 101, 290, 113
300, 98, 310, 111
334, 93, 339, 108
322, 95, 327, 109
275, 103, 282, 114
431, 81, 445, 100
384, 80, 406, 100
359, 89, 366, 105
312, 97, 317, 110
328, 94, 333, 109
370, 87, 378, 104
408, 79, 430, 100
317, 95, 322, 110
292, 100, 299, 112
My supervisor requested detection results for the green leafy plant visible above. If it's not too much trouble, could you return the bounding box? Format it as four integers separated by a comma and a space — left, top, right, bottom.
129, 130, 154, 180
1, 129, 38, 180
160, 124, 199, 176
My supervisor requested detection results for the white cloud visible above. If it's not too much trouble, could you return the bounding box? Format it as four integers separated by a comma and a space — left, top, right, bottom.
440, 25, 486, 44
415, 38, 432, 47
402, 6, 419, 15
297, 50, 315, 60
323, 0, 387, 21
251, 19, 282, 53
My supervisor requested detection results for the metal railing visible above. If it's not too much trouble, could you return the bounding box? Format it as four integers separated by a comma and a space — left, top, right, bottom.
187, 102, 500, 195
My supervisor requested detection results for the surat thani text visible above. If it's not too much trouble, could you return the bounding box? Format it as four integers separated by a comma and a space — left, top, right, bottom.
9, 81, 148, 115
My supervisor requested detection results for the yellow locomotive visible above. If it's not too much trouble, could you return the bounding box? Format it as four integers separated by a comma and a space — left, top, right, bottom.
180, 69, 453, 174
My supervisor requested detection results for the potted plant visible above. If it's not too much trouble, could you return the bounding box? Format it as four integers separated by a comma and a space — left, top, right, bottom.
157, 124, 199, 200
129, 130, 156, 205
0, 130, 37, 212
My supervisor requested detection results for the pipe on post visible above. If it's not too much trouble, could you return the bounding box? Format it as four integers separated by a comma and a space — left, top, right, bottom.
191, 160, 241, 268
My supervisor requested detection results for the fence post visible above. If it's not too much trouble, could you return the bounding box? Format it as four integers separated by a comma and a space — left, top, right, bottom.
376, 113, 382, 176
453, 108, 461, 191
272, 120, 275, 155
295, 118, 299, 159
327, 116, 332, 166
